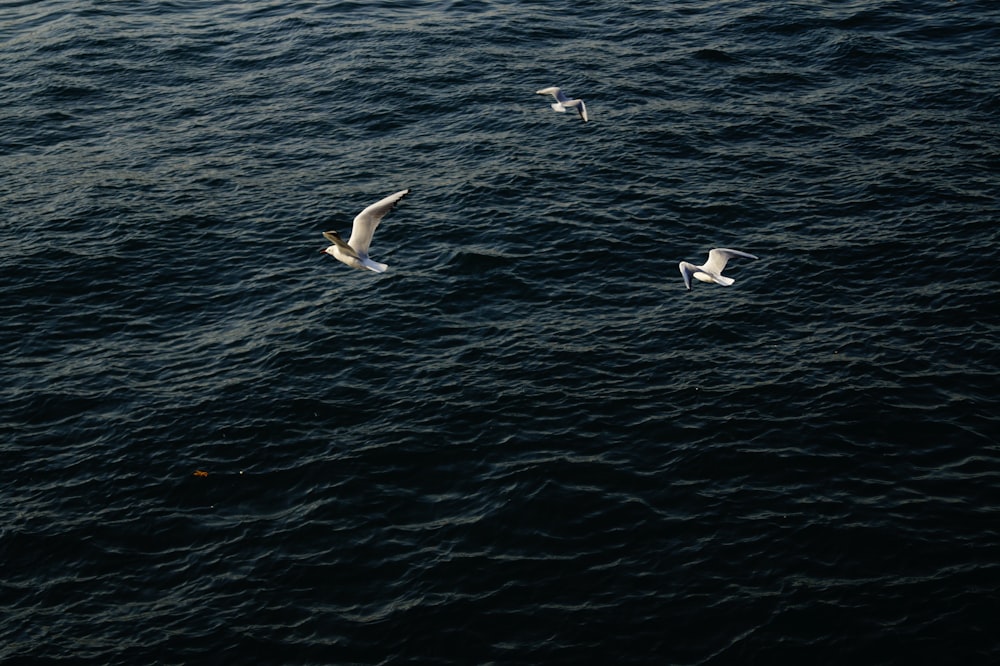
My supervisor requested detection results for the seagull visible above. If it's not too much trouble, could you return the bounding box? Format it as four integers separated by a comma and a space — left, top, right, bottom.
536, 86, 588, 123
321, 189, 410, 273
679, 248, 758, 289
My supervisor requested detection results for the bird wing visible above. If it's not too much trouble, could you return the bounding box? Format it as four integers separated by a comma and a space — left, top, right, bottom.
679, 262, 695, 290
703, 248, 757, 273
323, 231, 360, 259
570, 98, 588, 122
349, 188, 411, 255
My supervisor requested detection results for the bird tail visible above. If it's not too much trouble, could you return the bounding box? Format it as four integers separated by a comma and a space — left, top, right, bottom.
715, 275, 735, 286
550, 102, 567, 113
360, 257, 388, 273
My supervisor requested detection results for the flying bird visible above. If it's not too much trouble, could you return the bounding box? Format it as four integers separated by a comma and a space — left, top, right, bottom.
679, 248, 758, 289
536, 86, 588, 123
322, 189, 411, 273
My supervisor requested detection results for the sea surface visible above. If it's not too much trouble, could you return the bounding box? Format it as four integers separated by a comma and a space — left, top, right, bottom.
2, 1, 998, 663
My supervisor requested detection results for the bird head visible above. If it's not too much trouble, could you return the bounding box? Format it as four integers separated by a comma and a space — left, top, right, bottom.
320, 230, 343, 253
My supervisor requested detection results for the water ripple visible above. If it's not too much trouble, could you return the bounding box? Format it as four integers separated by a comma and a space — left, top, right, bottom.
2, 0, 999, 663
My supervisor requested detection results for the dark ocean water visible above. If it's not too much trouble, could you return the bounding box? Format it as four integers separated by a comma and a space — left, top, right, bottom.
2, 0, 999, 663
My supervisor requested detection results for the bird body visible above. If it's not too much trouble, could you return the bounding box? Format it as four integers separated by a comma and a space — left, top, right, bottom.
679, 248, 758, 289
536, 86, 588, 122
322, 189, 410, 273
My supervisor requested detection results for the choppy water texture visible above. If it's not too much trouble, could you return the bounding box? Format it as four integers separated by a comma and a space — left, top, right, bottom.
2, 1, 999, 663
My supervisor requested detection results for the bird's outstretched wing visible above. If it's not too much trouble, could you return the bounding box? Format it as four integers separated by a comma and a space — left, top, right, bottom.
678, 262, 696, 290
703, 248, 757, 274
349, 189, 411, 255
564, 98, 588, 122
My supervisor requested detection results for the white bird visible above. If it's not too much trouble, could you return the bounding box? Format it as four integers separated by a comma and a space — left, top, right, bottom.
679, 248, 758, 290
322, 189, 410, 273
536, 86, 588, 123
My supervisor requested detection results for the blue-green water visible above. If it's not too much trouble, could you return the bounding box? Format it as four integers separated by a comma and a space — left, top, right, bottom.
2, 1, 998, 663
